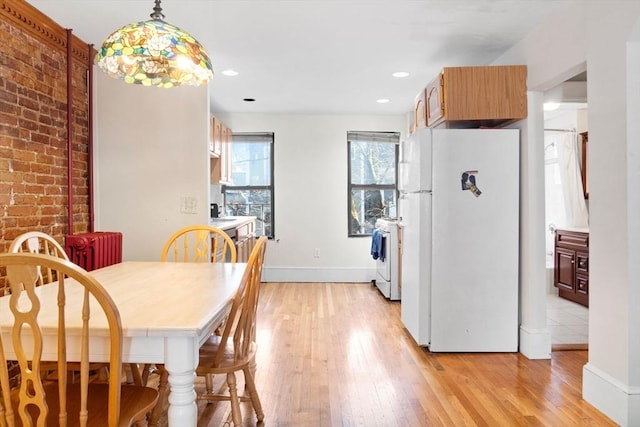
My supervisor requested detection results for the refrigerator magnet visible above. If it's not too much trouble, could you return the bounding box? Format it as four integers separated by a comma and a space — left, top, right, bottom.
461, 170, 482, 197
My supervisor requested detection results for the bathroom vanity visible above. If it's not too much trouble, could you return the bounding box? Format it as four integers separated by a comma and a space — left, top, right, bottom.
554, 228, 589, 307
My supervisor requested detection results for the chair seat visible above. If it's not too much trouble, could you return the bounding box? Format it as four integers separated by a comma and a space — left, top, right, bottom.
10, 382, 158, 427
197, 336, 257, 372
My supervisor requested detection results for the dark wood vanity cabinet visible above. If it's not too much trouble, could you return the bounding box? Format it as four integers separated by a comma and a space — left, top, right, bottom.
554, 229, 589, 307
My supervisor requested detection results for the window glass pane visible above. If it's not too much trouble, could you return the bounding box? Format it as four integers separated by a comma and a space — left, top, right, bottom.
224, 132, 274, 239
347, 131, 399, 236
230, 141, 271, 186
225, 189, 272, 237
350, 141, 396, 185
350, 188, 397, 235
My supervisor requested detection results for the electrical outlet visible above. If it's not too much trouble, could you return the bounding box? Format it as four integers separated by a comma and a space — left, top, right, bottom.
313, 248, 320, 258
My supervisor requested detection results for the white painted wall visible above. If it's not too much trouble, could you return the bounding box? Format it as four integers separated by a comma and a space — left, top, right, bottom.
92, 71, 406, 276
513, 91, 550, 360
93, 71, 211, 261
626, 15, 640, 418
495, 1, 640, 424
215, 113, 407, 282
89, 1, 640, 422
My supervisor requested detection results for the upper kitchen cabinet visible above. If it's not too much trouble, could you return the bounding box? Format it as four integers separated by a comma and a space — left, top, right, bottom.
210, 116, 232, 185
220, 124, 232, 183
410, 90, 427, 134
209, 115, 222, 157
423, 65, 527, 129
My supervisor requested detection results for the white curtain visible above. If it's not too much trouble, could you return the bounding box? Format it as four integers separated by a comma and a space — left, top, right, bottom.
547, 131, 589, 228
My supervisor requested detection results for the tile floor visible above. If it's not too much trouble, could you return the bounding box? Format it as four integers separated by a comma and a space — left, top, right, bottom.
546, 293, 589, 346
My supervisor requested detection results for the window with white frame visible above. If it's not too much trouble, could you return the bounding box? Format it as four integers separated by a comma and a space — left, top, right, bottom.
347, 131, 399, 236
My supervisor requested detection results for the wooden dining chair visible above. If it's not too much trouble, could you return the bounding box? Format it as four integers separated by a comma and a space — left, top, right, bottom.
8, 231, 125, 383
160, 224, 237, 263
7, 231, 69, 290
195, 236, 268, 426
0, 252, 158, 426
9, 231, 145, 386
144, 225, 239, 425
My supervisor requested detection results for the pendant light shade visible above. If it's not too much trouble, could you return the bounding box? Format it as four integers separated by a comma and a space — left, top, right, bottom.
95, 0, 213, 88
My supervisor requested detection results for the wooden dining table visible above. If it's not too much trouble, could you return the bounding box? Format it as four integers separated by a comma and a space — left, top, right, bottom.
0, 261, 247, 427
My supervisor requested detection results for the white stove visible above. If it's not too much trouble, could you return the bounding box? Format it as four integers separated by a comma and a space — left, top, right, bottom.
374, 218, 400, 301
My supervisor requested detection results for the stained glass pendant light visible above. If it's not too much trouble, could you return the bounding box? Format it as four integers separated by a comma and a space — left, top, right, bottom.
95, 0, 213, 88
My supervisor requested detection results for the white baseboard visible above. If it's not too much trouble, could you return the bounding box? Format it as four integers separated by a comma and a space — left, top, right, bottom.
262, 266, 376, 283
583, 362, 640, 426
518, 325, 551, 359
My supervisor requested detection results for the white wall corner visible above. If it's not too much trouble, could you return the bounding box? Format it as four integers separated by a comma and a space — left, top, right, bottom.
518, 325, 551, 359
583, 363, 640, 426
263, 267, 376, 283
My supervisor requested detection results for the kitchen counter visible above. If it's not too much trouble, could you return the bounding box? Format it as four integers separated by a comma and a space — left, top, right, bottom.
210, 216, 257, 262
210, 216, 256, 231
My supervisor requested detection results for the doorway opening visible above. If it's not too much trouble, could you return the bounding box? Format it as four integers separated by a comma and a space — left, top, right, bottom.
543, 70, 589, 349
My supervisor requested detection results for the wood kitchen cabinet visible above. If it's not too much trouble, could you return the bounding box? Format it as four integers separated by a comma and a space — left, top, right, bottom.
234, 220, 256, 262
423, 65, 527, 128
410, 89, 427, 134
209, 115, 222, 157
220, 124, 232, 183
210, 116, 232, 185
554, 229, 589, 307
212, 217, 257, 262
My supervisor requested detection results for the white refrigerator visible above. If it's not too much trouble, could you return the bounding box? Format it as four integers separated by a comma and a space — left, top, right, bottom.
399, 127, 520, 352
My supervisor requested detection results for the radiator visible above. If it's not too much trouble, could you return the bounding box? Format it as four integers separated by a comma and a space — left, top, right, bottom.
65, 232, 123, 271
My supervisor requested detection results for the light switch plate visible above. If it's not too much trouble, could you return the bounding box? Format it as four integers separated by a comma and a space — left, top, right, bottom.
180, 197, 198, 214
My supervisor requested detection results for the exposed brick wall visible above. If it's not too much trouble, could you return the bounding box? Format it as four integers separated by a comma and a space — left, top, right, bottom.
0, 0, 93, 387
0, 3, 91, 254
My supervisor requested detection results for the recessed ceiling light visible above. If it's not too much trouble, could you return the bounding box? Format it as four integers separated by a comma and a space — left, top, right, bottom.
221, 69, 239, 76
392, 71, 409, 78
377, 98, 390, 104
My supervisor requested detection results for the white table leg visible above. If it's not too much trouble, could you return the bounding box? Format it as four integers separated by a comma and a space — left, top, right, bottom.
165, 336, 199, 426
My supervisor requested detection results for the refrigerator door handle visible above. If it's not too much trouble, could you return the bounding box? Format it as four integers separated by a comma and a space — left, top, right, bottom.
400, 190, 432, 195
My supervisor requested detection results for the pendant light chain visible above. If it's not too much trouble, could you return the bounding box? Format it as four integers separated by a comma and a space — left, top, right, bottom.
150, 0, 165, 21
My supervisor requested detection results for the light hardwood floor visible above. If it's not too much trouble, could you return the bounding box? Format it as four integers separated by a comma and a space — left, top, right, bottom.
189, 282, 614, 427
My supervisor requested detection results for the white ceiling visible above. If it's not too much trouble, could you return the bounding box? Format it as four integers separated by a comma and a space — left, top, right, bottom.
26, 0, 574, 116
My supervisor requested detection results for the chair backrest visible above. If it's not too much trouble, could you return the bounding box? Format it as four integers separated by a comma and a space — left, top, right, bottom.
160, 225, 237, 263
215, 236, 267, 366
0, 252, 123, 426
8, 231, 69, 288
